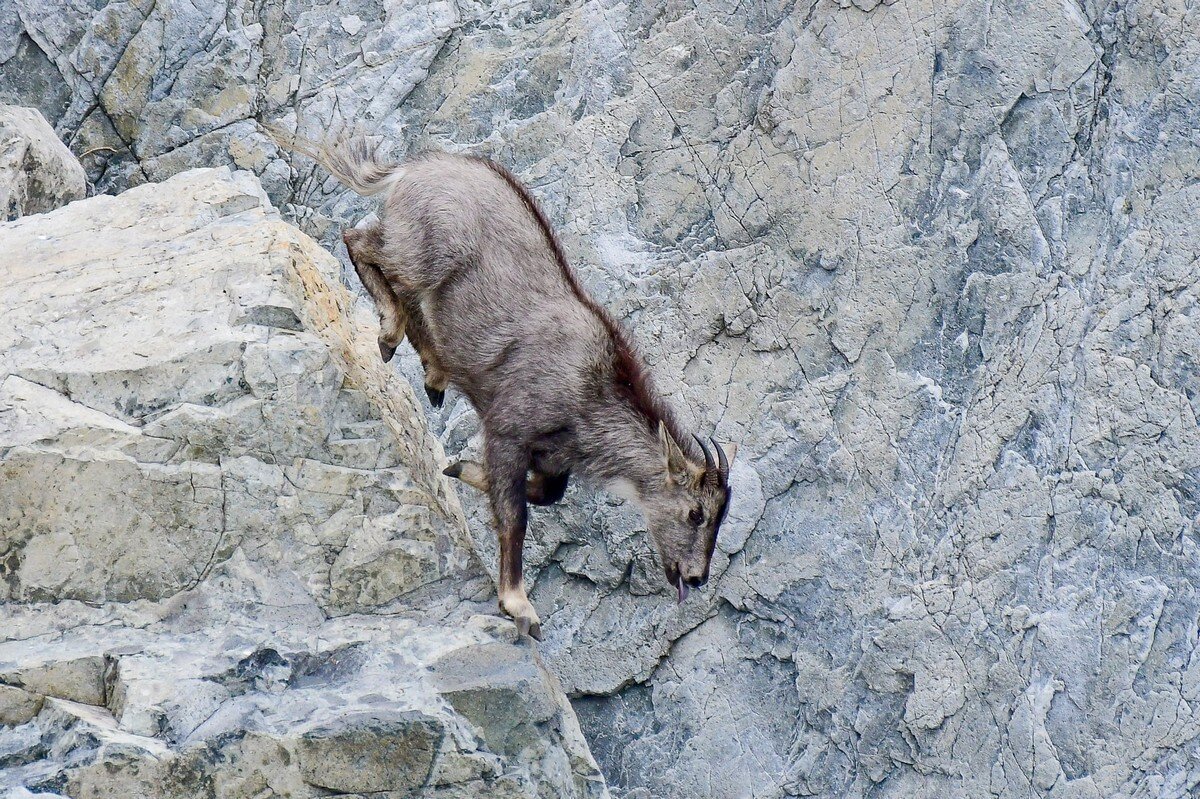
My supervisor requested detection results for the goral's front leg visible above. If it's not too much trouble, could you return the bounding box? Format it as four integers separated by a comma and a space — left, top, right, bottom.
486, 437, 542, 640
343, 229, 406, 361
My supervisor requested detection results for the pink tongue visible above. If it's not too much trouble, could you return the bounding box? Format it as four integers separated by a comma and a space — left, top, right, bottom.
677, 578, 689, 604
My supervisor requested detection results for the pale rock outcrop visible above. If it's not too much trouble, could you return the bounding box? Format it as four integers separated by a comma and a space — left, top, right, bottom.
0, 104, 85, 219
0, 166, 608, 798
2, 1, 1199, 796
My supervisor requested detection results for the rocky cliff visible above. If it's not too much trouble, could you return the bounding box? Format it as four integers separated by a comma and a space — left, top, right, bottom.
0, 164, 607, 797
2, 1, 1199, 797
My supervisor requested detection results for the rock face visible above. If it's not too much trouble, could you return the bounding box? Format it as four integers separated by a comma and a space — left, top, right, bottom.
0, 104, 86, 219
3, 2, 1200, 797
0, 166, 607, 798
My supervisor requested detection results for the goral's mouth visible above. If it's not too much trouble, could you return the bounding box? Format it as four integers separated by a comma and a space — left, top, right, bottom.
669, 568, 708, 604
668, 563, 693, 604
665, 563, 684, 603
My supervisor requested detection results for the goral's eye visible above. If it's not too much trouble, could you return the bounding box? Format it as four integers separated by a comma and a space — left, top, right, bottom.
688, 507, 704, 526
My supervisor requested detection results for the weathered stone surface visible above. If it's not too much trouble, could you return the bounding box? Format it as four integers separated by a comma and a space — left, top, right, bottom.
2, 1, 1200, 797
294, 712, 441, 793
0, 167, 608, 797
434, 643, 561, 758
0, 104, 85, 218
0, 166, 469, 610
0, 687, 42, 728
0, 657, 106, 708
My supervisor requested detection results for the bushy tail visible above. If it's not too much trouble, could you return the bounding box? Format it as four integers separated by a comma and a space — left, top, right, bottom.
264, 124, 403, 197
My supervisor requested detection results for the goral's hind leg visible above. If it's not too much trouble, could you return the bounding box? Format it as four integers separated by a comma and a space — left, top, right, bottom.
343, 228, 405, 361
443, 460, 490, 492
443, 462, 568, 506
345, 226, 449, 404
399, 296, 449, 407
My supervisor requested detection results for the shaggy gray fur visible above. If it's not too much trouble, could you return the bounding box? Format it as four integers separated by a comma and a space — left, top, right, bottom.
269, 127, 734, 637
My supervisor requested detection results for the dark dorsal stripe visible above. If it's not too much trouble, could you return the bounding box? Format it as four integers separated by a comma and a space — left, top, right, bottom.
474, 156, 695, 457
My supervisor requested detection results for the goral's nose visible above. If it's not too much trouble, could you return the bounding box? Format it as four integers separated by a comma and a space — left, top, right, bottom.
684, 575, 707, 589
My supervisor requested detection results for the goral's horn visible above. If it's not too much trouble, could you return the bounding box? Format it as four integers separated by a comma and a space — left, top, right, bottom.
693, 434, 715, 473
712, 437, 729, 482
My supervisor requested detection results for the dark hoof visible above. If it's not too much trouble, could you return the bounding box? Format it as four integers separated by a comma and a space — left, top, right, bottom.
425, 385, 445, 407
442, 462, 463, 479
514, 617, 541, 641
378, 340, 396, 363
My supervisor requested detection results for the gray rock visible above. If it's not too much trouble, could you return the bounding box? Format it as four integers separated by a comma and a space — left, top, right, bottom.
0, 166, 470, 610
294, 711, 442, 794
0, 657, 106, 707
0, 104, 86, 218
433, 643, 561, 758
2, 1, 1200, 797
0, 687, 42, 728
0, 168, 608, 797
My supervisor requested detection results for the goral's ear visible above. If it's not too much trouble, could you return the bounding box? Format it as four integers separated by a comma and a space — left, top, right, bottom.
658, 421, 690, 485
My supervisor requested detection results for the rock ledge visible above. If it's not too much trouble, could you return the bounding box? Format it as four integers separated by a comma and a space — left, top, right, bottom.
0, 167, 607, 798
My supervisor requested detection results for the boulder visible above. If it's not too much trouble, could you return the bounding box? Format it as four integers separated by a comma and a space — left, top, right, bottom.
0, 168, 608, 798
0, 105, 86, 219
0, 687, 42, 728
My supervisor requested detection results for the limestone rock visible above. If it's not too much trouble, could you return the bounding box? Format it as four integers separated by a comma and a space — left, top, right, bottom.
0, 657, 106, 707
0, 687, 42, 728
0, 166, 469, 610
0, 104, 85, 218
294, 712, 442, 793
0, 168, 608, 797
433, 642, 562, 758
